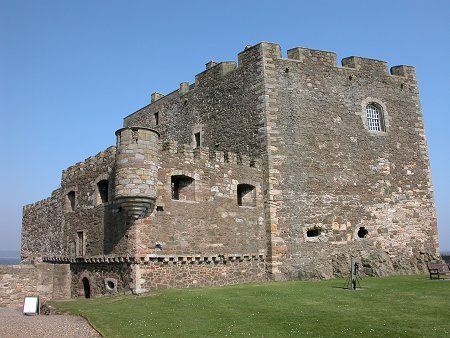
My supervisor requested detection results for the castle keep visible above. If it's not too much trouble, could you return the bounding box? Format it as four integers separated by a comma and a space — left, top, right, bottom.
21, 42, 440, 298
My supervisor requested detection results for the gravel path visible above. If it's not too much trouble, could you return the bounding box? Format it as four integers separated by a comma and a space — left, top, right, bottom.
0, 307, 101, 337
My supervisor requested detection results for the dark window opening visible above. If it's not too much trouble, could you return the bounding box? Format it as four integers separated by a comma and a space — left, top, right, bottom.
171, 175, 195, 201
66, 191, 76, 211
97, 180, 109, 204
154, 112, 159, 126
104, 278, 118, 293
156, 206, 164, 214
307, 229, 320, 237
358, 227, 368, 238
82, 277, 91, 298
237, 184, 256, 207
106, 280, 115, 290
194, 132, 201, 148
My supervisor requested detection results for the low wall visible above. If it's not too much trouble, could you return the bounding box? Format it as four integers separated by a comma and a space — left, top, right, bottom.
69, 257, 267, 297
71, 262, 133, 298
135, 258, 267, 292
0, 263, 71, 308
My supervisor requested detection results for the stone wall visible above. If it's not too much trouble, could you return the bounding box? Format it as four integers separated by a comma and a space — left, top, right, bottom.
69, 257, 266, 297
70, 262, 132, 298
259, 43, 440, 279
131, 141, 266, 257
124, 45, 266, 159
22, 190, 65, 261
0, 263, 70, 308
60, 147, 117, 257
135, 256, 266, 292
25, 139, 266, 262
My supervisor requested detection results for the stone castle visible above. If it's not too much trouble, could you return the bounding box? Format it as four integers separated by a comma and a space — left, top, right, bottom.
20, 42, 440, 299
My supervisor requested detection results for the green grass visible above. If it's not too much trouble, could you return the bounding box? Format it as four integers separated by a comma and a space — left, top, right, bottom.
52, 275, 450, 337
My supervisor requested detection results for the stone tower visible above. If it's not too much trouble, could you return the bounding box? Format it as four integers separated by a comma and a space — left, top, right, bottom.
114, 127, 160, 219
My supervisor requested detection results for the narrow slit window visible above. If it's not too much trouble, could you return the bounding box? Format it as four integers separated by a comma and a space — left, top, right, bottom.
237, 184, 256, 207
194, 132, 201, 148
154, 112, 159, 126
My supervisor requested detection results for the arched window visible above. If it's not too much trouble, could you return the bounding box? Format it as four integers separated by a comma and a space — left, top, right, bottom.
366, 103, 385, 132
96, 179, 109, 204
66, 191, 76, 211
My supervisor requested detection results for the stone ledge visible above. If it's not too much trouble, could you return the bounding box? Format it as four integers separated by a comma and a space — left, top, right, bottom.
43, 253, 265, 265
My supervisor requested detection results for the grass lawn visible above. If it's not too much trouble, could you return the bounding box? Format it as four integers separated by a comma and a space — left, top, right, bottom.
52, 275, 449, 337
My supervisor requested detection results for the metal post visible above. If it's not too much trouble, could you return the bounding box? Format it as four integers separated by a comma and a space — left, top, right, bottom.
351, 257, 357, 290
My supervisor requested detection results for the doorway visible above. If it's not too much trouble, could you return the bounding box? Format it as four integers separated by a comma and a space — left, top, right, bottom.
82, 277, 91, 298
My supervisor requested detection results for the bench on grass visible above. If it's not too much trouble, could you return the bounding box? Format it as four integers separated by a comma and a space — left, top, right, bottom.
427, 262, 450, 280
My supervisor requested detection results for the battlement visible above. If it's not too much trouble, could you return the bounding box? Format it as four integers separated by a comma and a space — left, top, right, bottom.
194, 61, 237, 86
140, 42, 416, 108
284, 45, 415, 78
23, 189, 61, 211
161, 140, 261, 170
390, 65, 416, 79
287, 47, 337, 66
62, 146, 116, 181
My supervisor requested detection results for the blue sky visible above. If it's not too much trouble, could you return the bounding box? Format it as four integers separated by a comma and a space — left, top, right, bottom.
1, 0, 449, 252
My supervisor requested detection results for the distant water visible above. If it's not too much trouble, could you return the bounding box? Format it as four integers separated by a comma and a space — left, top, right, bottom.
0, 250, 20, 265
0, 257, 20, 265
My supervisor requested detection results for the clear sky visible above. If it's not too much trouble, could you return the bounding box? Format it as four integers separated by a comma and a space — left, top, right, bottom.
1, 0, 449, 252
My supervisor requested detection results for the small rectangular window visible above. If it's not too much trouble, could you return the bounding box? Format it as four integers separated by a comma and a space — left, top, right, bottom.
237, 184, 256, 207
154, 112, 159, 126
171, 175, 195, 201
194, 132, 201, 148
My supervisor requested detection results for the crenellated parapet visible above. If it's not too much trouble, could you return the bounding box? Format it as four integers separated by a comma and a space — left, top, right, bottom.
194, 61, 238, 87
23, 189, 61, 211
287, 47, 337, 67
161, 140, 261, 170
286, 45, 415, 78
62, 146, 116, 183
139, 42, 416, 107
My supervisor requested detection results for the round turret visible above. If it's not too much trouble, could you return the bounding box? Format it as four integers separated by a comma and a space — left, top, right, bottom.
114, 127, 160, 219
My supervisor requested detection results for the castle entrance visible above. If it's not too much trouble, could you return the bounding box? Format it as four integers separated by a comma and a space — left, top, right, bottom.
82, 277, 91, 298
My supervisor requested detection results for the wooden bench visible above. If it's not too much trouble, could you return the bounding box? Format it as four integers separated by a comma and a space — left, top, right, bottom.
427, 262, 450, 280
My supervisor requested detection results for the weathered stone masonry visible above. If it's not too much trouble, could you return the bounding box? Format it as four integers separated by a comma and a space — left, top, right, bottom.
15, 42, 440, 300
